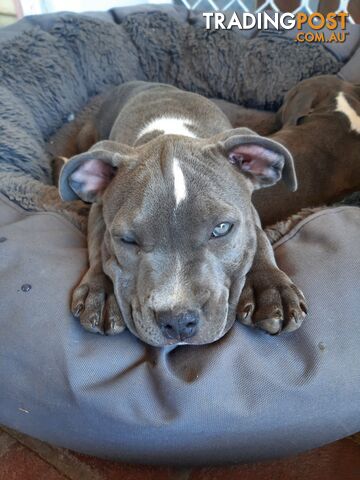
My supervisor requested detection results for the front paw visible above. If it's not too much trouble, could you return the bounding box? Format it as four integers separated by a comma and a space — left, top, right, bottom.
237, 268, 307, 335
71, 271, 125, 335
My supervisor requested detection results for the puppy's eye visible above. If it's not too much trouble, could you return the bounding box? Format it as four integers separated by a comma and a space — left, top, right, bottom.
211, 222, 233, 238
121, 235, 138, 246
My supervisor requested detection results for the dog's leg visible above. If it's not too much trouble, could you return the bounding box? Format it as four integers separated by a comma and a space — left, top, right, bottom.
71, 202, 125, 335
237, 212, 307, 334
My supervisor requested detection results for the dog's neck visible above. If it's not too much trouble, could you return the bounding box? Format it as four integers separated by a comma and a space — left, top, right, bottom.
106, 82, 232, 148
134, 115, 199, 146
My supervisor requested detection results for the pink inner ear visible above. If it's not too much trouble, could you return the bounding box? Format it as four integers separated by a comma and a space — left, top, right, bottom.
229, 144, 283, 182
71, 159, 115, 194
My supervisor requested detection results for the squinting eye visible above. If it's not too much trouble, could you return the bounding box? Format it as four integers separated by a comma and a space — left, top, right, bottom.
211, 222, 233, 238
121, 236, 138, 246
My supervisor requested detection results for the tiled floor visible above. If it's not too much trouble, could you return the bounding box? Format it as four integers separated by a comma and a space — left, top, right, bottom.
1, 426, 359, 480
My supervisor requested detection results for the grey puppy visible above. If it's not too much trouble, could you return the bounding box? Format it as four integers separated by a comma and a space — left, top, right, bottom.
59, 81, 307, 346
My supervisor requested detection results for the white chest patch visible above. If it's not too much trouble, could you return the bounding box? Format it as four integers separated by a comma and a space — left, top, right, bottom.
138, 116, 196, 139
335, 92, 360, 134
172, 158, 187, 207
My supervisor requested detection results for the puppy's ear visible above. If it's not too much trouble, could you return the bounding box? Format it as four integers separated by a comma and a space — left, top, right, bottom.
59, 141, 134, 203
279, 87, 317, 126
209, 129, 297, 191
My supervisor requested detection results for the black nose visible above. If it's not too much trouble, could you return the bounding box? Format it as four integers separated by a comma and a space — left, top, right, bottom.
156, 310, 199, 341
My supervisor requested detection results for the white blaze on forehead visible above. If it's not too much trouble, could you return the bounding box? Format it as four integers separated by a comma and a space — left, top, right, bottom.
335, 91, 360, 134
172, 158, 187, 207
138, 116, 196, 139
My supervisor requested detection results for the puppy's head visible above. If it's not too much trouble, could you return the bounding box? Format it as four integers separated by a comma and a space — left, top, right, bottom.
59, 129, 296, 346
279, 75, 360, 127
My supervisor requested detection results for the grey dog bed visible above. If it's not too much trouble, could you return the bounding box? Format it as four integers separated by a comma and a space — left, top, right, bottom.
0, 5, 360, 465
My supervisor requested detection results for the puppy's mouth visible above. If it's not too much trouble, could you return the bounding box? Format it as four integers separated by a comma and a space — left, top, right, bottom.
122, 296, 232, 347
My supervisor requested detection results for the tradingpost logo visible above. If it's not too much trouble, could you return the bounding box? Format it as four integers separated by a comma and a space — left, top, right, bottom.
203, 12, 350, 43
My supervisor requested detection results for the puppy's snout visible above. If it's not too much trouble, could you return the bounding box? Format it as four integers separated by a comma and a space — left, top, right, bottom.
156, 310, 199, 341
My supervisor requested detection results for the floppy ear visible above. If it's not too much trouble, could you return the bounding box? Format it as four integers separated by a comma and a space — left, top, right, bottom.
59, 140, 134, 203
279, 87, 318, 126
215, 129, 297, 191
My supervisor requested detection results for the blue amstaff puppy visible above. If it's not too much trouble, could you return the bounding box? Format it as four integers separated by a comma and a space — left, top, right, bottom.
59, 81, 307, 346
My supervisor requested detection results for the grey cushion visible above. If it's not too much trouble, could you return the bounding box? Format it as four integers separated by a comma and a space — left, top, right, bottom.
1, 192, 359, 465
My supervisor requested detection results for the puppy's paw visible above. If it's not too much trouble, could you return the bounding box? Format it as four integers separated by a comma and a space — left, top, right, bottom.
237, 268, 307, 335
104, 293, 126, 335
71, 272, 125, 335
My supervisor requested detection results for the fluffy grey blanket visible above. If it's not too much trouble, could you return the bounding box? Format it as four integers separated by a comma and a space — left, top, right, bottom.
0, 9, 350, 230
